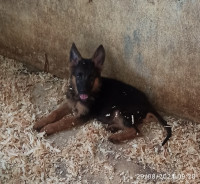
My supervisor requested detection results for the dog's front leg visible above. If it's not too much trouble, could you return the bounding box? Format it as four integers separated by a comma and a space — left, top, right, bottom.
33, 102, 72, 131
40, 115, 85, 135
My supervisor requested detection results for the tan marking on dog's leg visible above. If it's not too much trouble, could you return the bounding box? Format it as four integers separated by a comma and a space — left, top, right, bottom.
110, 110, 126, 127
33, 102, 72, 131
108, 127, 140, 144
106, 110, 126, 132
142, 112, 159, 123
40, 115, 84, 135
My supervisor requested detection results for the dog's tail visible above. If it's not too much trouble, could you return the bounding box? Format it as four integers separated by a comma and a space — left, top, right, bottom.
149, 110, 172, 146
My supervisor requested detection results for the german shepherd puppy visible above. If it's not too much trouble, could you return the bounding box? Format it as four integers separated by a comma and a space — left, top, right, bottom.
34, 43, 171, 146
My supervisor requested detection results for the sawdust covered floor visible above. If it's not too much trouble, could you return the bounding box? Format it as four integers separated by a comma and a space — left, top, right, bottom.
0, 56, 200, 184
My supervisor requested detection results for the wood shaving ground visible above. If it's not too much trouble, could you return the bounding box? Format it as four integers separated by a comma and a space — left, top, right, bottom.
0, 56, 199, 183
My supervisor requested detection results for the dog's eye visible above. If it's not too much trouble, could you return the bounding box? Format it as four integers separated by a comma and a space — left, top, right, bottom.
76, 73, 82, 79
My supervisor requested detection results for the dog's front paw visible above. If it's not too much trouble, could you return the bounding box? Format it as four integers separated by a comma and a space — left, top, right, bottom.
40, 124, 56, 135
108, 135, 121, 144
33, 120, 44, 131
33, 115, 54, 131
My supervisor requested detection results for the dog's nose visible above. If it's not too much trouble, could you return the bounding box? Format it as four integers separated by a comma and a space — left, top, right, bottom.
79, 88, 87, 93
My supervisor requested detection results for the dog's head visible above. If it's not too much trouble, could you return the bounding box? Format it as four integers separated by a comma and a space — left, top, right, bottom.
69, 43, 105, 102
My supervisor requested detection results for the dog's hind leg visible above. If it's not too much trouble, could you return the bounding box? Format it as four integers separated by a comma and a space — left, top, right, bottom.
108, 127, 140, 144
106, 110, 126, 133
106, 124, 123, 133
40, 115, 85, 135
33, 102, 72, 131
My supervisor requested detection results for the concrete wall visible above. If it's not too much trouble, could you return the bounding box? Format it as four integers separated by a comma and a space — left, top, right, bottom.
0, 0, 200, 122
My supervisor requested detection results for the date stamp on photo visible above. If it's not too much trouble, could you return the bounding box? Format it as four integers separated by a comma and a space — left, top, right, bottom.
136, 173, 196, 180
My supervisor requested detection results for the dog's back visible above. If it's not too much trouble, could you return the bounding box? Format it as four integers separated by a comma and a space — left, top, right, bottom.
91, 77, 151, 119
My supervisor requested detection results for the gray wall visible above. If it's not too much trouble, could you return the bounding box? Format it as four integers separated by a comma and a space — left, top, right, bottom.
0, 0, 200, 122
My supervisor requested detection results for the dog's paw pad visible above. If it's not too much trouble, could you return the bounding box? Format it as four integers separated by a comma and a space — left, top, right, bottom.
33, 123, 42, 131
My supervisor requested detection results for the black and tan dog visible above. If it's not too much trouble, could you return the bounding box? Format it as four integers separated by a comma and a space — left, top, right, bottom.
34, 43, 171, 146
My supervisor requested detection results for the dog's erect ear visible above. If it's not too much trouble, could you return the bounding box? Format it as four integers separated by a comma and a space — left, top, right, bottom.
92, 45, 105, 70
70, 43, 82, 66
